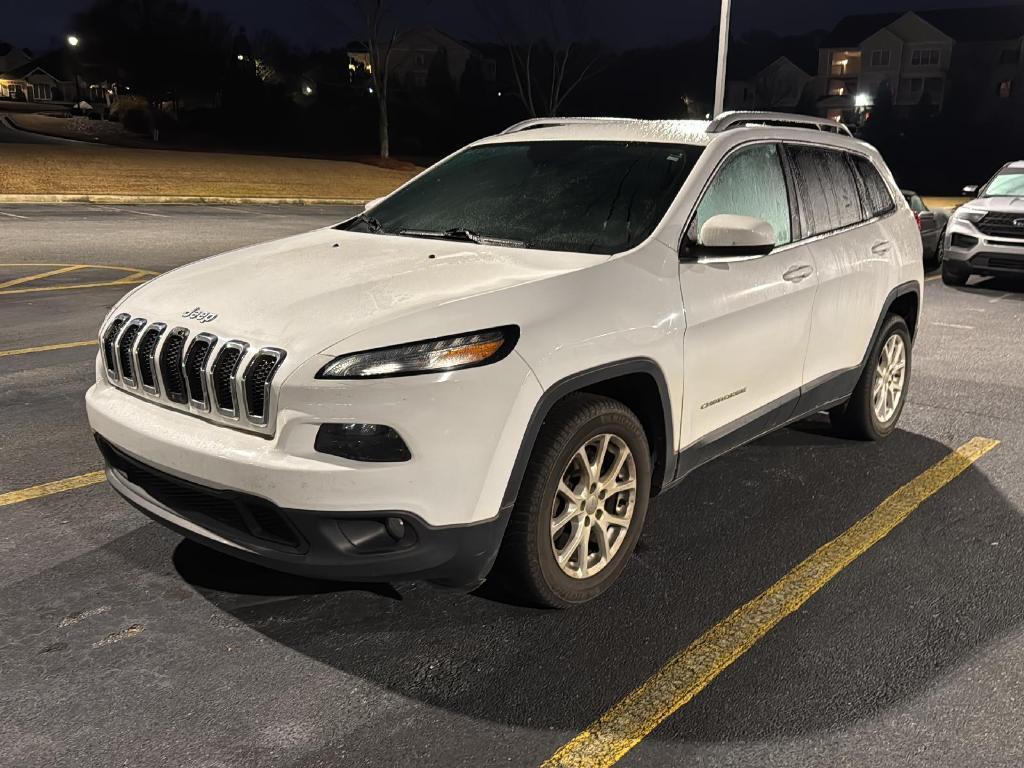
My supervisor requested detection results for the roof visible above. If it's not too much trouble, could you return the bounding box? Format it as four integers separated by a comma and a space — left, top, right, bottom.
825, 5, 1024, 47
480, 118, 715, 147
3, 49, 70, 80
476, 114, 864, 149
824, 13, 901, 47
919, 5, 1024, 42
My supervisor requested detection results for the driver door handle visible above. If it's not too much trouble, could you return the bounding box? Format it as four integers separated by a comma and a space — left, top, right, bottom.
782, 264, 814, 283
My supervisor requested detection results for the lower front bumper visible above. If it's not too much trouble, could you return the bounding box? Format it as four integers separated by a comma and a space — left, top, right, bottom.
98, 435, 507, 587
945, 226, 1024, 277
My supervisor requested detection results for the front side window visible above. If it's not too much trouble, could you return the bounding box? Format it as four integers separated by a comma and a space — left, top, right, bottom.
982, 168, 1024, 198
692, 143, 792, 246
341, 141, 704, 255
787, 145, 863, 236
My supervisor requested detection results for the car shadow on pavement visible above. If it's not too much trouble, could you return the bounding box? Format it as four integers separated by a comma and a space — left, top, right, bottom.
956, 275, 1024, 297
173, 424, 1023, 740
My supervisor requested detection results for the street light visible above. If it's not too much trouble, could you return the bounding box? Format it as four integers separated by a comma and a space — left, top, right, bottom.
713, 0, 731, 117
67, 35, 81, 103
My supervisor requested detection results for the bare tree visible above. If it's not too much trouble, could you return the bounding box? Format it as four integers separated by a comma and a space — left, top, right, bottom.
354, 0, 399, 158
479, 0, 603, 118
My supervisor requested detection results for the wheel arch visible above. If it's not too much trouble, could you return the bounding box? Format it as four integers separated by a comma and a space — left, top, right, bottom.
500, 358, 675, 514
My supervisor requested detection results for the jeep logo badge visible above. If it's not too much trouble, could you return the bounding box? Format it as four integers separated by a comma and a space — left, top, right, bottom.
182, 307, 219, 324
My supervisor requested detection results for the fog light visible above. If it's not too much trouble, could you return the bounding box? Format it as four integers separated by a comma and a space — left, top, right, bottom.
315, 423, 411, 462
951, 233, 979, 249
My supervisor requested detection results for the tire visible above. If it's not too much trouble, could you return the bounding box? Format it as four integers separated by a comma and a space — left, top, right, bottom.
941, 262, 969, 286
926, 230, 945, 269
493, 393, 652, 608
830, 314, 912, 441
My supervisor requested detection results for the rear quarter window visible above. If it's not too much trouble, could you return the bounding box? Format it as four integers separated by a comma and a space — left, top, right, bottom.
853, 156, 897, 217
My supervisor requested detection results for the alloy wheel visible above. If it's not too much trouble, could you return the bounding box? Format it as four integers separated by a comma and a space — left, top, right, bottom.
872, 334, 906, 423
550, 433, 637, 579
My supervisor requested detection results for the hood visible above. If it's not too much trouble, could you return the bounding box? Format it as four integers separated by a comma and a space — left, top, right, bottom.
115, 227, 606, 361
960, 196, 1024, 213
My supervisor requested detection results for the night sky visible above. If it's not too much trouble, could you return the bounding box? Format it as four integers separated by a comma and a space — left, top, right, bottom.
12, 0, 1024, 53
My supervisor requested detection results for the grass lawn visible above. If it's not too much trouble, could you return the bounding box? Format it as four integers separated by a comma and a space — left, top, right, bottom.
0, 143, 420, 201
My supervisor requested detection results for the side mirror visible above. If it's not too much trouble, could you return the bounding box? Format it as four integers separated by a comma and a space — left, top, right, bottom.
961, 185, 979, 198
364, 196, 384, 211
687, 214, 776, 261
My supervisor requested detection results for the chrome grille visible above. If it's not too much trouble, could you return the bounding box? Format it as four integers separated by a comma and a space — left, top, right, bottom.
99, 315, 287, 435
116, 318, 147, 388
160, 328, 189, 404
102, 313, 129, 379
977, 212, 1024, 240
243, 348, 287, 426
182, 333, 217, 409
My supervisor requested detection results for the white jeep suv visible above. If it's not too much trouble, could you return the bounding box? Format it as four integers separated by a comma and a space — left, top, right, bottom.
942, 161, 1024, 286
86, 112, 922, 607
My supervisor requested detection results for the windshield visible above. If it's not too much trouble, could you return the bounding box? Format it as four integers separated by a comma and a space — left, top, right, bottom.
982, 169, 1024, 198
339, 141, 704, 254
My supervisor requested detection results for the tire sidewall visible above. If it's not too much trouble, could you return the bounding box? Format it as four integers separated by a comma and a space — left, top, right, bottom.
530, 413, 651, 606
866, 317, 912, 438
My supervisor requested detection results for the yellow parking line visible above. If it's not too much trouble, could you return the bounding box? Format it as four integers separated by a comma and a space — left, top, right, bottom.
0, 471, 106, 507
0, 265, 85, 290
542, 436, 1000, 768
0, 276, 150, 296
0, 340, 98, 358
0, 262, 159, 276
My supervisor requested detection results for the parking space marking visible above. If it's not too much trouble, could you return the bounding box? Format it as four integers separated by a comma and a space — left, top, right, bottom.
0, 210, 30, 219
0, 262, 158, 296
0, 340, 98, 358
0, 471, 106, 507
542, 436, 1000, 768
989, 292, 1012, 304
0, 265, 85, 291
931, 321, 974, 330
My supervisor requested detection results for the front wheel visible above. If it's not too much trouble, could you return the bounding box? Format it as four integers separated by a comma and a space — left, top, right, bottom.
831, 314, 911, 441
493, 393, 651, 607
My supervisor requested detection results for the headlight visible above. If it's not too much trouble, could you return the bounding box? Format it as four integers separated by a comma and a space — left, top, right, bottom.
953, 206, 986, 224
317, 326, 518, 379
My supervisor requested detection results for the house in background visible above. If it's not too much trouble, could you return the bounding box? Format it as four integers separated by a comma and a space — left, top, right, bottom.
815, 5, 1024, 125
0, 48, 78, 103
348, 28, 496, 92
727, 56, 815, 111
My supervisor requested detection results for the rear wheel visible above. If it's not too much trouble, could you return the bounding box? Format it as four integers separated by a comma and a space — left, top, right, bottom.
941, 262, 969, 286
831, 314, 911, 441
493, 393, 651, 607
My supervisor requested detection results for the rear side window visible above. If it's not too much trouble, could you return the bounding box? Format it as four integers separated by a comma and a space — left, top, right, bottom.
786, 145, 863, 236
853, 156, 897, 217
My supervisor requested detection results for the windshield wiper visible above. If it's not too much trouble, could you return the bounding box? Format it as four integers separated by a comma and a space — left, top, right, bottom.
397, 227, 524, 247
344, 212, 383, 233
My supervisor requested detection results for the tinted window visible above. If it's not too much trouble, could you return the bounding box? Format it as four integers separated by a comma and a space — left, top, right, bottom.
787, 146, 863, 236
693, 143, 792, 246
341, 141, 704, 255
853, 156, 896, 217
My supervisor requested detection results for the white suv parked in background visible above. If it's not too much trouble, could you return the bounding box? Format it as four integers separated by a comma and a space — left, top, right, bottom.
86, 112, 922, 607
943, 161, 1024, 286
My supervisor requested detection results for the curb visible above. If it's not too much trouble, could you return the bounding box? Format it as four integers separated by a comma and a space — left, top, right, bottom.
0, 194, 368, 206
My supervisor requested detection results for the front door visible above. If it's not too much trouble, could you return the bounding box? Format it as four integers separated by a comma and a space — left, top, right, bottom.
678, 142, 818, 451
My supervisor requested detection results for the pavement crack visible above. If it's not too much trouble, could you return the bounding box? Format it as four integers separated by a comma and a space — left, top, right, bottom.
58, 605, 110, 628
92, 623, 145, 648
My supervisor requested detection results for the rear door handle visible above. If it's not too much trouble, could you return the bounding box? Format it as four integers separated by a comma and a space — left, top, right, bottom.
871, 240, 892, 255
782, 264, 814, 283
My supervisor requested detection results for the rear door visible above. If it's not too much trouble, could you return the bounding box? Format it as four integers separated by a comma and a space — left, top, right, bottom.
788, 145, 896, 395
678, 142, 819, 448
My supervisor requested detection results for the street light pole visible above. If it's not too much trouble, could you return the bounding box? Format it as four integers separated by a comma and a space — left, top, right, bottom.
713, 0, 732, 117
67, 35, 81, 104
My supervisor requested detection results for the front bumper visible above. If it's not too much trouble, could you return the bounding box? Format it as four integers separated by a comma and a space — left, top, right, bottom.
86, 350, 543, 583
945, 219, 1024, 277
98, 435, 504, 585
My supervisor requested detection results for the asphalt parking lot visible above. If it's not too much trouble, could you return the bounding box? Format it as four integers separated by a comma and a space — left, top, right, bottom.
2, 203, 1024, 768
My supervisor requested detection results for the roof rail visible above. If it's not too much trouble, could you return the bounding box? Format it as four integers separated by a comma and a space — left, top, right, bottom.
500, 116, 632, 135
707, 111, 853, 138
